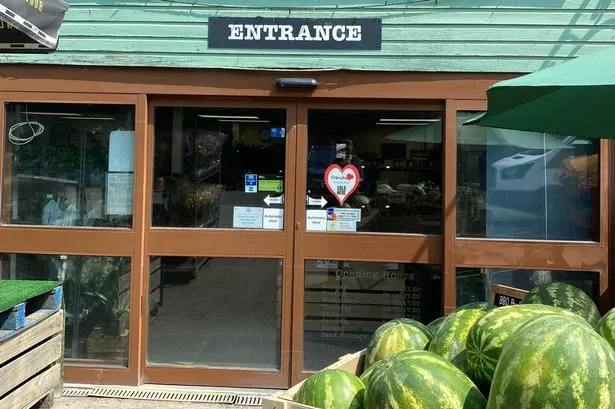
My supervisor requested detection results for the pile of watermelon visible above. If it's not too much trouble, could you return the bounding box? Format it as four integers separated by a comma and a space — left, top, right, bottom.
293, 281, 615, 409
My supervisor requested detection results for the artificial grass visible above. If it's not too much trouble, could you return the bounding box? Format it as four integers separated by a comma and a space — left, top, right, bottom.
0, 280, 61, 314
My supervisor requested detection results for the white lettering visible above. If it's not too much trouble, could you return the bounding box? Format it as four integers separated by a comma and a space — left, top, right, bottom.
228, 24, 244, 40
263, 25, 279, 40
245, 24, 263, 40
347, 25, 361, 41
313, 25, 331, 41
296, 25, 314, 41
332, 25, 346, 41
278, 25, 295, 40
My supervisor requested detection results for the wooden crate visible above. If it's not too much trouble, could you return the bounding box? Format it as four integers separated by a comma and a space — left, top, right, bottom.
0, 286, 64, 409
262, 349, 366, 409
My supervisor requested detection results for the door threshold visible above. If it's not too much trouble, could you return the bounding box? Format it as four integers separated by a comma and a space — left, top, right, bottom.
62, 383, 281, 405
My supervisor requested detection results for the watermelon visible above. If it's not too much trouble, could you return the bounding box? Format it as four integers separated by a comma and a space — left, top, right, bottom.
428, 304, 489, 371
488, 314, 615, 408
466, 304, 589, 386
427, 316, 446, 334
294, 369, 364, 409
364, 318, 432, 369
597, 307, 615, 350
365, 350, 486, 409
521, 281, 600, 327
359, 357, 389, 387
456, 302, 490, 312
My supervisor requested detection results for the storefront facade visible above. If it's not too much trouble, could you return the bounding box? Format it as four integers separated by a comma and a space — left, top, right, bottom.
0, 0, 612, 389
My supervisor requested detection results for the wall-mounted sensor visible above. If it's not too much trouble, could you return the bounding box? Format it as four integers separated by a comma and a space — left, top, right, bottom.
276, 78, 319, 89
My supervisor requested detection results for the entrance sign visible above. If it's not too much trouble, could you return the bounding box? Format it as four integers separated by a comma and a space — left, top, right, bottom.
490, 284, 529, 307
208, 17, 382, 50
324, 164, 360, 205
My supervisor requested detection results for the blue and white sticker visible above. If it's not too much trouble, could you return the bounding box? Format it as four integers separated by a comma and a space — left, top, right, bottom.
245, 173, 258, 193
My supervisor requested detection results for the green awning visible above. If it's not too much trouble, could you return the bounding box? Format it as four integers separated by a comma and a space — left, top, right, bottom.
464, 46, 615, 139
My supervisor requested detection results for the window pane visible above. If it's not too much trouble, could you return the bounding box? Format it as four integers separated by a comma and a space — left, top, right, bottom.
457, 112, 599, 240
0, 253, 131, 366
153, 108, 286, 229
456, 267, 599, 306
148, 256, 282, 369
4, 103, 135, 228
303, 260, 441, 371
306, 110, 442, 235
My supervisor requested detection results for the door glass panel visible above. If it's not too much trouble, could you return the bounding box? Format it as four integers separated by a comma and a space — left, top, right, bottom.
4, 103, 136, 228
153, 108, 286, 229
457, 112, 599, 241
148, 256, 282, 369
0, 253, 131, 366
306, 110, 442, 235
456, 267, 599, 306
303, 260, 441, 371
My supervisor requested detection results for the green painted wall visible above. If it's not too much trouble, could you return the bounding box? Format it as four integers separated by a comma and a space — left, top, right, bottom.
1, 0, 615, 72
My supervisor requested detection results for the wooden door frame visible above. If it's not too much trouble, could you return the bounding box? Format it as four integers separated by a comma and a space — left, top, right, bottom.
0, 91, 144, 386
448, 100, 612, 313
141, 96, 297, 389
291, 99, 446, 385
0, 66, 610, 389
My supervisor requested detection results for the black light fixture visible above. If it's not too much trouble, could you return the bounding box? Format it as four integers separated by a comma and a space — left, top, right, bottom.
276, 78, 319, 89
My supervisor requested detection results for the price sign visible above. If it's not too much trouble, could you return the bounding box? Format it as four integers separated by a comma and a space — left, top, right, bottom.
490, 284, 529, 307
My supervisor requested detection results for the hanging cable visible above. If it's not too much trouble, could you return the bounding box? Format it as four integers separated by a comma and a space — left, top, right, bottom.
8, 106, 44, 146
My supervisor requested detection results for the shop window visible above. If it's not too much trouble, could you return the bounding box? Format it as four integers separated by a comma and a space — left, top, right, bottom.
0, 253, 131, 366
457, 112, 599, 241
456, 267, 599, 306
152, 107, 286, 229
147, 256, 282, 369
306, 110, 442, 235
303, 260, 441, 371
3, 103, 136, 228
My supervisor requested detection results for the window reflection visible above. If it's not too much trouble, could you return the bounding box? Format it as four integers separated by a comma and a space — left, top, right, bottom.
303, 260, 441, 371
0, 253, 131, 366
307, 110, 443, 234
4, 103, 135, 228
153, 108, 286, 229
456, 267, 599, 306
457, 112, 599, 241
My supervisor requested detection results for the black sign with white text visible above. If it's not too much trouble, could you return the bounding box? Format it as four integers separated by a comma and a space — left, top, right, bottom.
208, 17, 382, 50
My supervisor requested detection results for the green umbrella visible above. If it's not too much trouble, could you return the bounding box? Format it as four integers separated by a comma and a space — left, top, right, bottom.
464, 46, 615, 139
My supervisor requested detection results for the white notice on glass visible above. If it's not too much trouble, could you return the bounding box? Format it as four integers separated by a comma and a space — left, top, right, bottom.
306, 210, 327, 231
263, 208, 284, 230
106, 172, 134, 215
233, 207, 264, 229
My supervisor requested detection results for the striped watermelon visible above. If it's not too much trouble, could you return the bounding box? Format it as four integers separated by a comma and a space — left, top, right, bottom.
365, 350, 487, 409
487, 314, 615, 409
364, 318, 432, 369
359, 357, 389, 387
466, 304, 589, 386
427, 316, 446, 334
597, 307, 615, 350
521, 281, 600, 327
428, 304, 489, 372
294, 369, 364, 409
456, 302, 490, 312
